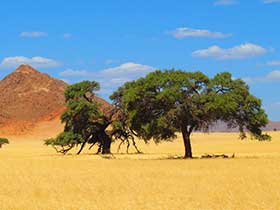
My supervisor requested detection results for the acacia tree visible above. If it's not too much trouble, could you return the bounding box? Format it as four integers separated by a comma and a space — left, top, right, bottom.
110, 70, 270, 158
0, 138, 9, 148
45, 81, 115, 154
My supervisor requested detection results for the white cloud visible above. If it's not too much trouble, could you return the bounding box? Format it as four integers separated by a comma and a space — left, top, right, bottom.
170, 27, 231, 39
20, 32, 48, 38
63, 33, 72, 38
192, 43, 267, 60
270, 102, 280, 108
98, 62, 155, 95
243, 70, 280, 84
266, 60, 280, 66
214, 0, 237, 5
59, 62, 155, 96
99, 62, 155, 91
59, 69, 89, 77
263, 0, 280, 3
61, 78, 70, 84
0, 56, 61, 68
101, 62, 154, 77
215, 0, 280, 5
266, 70, 280, 80
105, 59, 119, 65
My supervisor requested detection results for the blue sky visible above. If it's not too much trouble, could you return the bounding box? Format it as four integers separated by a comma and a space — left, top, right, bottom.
1, 0, 280, 120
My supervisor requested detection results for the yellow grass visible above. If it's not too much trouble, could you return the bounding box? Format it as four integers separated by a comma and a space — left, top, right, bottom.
1, 132, 280, 210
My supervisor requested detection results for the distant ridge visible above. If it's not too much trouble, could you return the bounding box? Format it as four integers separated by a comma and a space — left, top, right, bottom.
210, 120, 280, 132
0, 65, 67, 135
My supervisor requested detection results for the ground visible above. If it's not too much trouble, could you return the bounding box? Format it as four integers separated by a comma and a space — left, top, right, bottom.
0, 131, 280, 210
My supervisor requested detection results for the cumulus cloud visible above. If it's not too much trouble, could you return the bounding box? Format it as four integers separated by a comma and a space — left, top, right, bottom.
192, 43, 267, 60
101, 62, 154, 77
105, 59, 119, 65
170, 27, 231, 39
59, 69, 89, 77
214, 0, 237, 5
263, 0, 280, 3
20, 32, 48, 37
266, 60, 280, 66
60, 62, 154, 79
59, 62, 155, 96
99, 62, 155, 94
63, 33, 72, 38
270, 102, 280, 108
243, 70, 280, 84
266, 70, 280, 80
0, 56, 61, 68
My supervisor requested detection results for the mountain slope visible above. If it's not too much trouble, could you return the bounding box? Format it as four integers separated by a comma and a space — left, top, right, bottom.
0, 64, 114, 136
0, 65, 67, 134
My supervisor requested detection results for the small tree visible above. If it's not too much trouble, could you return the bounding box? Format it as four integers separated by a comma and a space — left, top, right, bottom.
45, 81, 114, 154
111, 70, 270, 158
0, 138, 9, 148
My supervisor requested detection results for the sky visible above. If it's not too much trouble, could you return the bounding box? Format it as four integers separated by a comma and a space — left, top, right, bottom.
0, 0, 280, 120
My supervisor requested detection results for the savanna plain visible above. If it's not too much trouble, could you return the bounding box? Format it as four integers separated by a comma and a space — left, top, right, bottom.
1, 130, 280, 210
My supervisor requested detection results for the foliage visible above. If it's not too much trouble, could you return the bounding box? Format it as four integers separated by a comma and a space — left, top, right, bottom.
45, 132, 84, 154
111, 70, 270, 158
45, 81, 112, 155
64, 80, 100, 101
0, 138, 9, 148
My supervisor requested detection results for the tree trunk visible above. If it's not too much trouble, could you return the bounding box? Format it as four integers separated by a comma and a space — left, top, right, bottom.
182, 129, 192, 159
99, 131, 111, 154
77, 142, 86, 155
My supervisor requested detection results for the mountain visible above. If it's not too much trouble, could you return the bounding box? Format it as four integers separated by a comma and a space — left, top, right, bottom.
0, 65, 114, 136
0, 65, 67, 134
265, 121, 280, 131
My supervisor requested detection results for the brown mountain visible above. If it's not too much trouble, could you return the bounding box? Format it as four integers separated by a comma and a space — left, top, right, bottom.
0, 65, 67, 134
0, 65, 114, 136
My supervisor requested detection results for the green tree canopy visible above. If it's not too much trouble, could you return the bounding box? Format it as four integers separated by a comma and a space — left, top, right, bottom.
0, 138, 9, 148
110, 70, 270, 158
45, 81, 113, 155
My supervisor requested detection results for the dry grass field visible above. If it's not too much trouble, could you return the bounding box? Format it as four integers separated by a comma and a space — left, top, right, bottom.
1, 131, 280, 210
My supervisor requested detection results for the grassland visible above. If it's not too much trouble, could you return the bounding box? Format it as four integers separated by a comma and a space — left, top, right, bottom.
0, 132, 280, 210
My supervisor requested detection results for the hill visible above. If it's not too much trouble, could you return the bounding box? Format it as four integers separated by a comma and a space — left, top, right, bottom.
0, 65, 67, 135
0, 65, 114, 136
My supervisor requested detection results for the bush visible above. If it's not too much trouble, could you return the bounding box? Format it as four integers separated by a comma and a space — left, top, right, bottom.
0, 138, 9, 148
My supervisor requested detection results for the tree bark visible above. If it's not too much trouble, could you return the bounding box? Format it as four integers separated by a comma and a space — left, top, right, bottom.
77, 142, 86, 155
182, 128, 193, 159
99, 131, 112, 154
